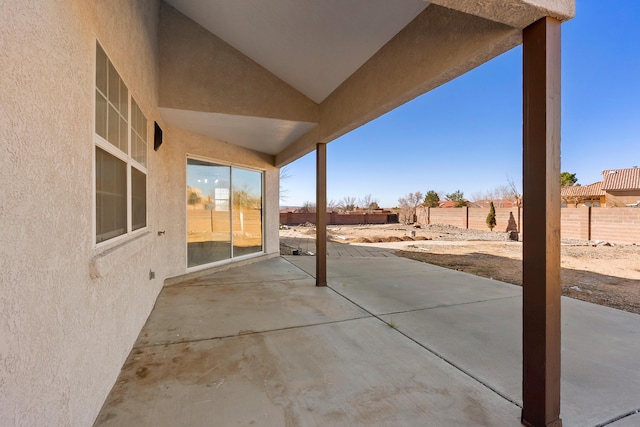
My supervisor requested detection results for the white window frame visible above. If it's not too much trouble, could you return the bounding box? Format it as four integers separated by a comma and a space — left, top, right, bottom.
94, 41, 148, 247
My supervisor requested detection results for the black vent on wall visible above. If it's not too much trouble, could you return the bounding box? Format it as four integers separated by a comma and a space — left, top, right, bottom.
154, 122, 163, 151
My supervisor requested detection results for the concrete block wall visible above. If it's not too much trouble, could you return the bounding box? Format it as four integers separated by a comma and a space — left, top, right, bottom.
467, 207, 519, 232
280, 212, 316, 225
279, 212, 394, 226
415, 206, 638, 244
591, 208, 640, 244
428, 207, 467, 228
560, 208, 590, 240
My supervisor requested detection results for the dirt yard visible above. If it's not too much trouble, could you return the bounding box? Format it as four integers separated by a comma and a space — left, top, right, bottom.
316, 223, 640, 315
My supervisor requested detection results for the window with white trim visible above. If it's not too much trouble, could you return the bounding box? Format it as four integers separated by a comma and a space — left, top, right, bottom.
95, 42, 147, 243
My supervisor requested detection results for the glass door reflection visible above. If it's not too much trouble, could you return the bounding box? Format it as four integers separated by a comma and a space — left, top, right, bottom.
232, 168, 263, 257
187, 159, 231, 267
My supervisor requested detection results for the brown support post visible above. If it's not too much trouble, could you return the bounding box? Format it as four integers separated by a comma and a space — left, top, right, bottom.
587, 206, 592, 241
316, 143, 327, 287
465, 206, 469, 229
522, 17, 562, 427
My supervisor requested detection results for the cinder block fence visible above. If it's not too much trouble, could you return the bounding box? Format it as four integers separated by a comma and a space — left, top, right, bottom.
279, 212, 398, 226
415, 206, 639, 245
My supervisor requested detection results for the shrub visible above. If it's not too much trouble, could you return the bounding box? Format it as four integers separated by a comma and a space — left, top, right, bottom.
486, 201, 497, 231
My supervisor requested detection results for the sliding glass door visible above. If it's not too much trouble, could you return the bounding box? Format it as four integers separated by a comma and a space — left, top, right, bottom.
187, 158, 263, 268
232, 167, 263, 257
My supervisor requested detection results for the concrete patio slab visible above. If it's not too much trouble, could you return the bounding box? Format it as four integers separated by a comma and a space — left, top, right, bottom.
96, 318, 521, 427
378, 298, 523, 404
136, 277, 370, 347
331, 269, 522, 316
96, 255, 640, 427
175, 256, 310, 286
286, 254, 445, 279
561, 299, 640, 426
610, 412, 640, 426
288, 256, 522, 315
370, 286, 640, 426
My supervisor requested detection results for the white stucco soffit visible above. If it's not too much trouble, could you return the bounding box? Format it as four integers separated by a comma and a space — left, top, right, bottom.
159, 108, 317, 155
163, 0, 430, 103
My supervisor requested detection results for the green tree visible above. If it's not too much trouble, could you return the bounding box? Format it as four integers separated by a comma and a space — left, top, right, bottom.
187, 189, 201, 209
560, 172, 578, 188
445, 190, 467, 207
486, 201, 497, 231
423, 190, 440, 207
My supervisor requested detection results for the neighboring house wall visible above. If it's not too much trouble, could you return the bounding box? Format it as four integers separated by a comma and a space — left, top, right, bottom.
0, 2, 279, 426
563, 195, 606, 208
604, 190, 640, 207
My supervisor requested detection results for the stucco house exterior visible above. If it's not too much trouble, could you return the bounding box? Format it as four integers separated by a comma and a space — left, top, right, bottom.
2, 1, 575, 426
561, 168, 640, 207
561, 181, 606, 207
602, 168, 640, 207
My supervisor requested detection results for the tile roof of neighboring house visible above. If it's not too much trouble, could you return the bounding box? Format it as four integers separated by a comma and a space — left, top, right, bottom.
561, 181, 604, 198
438, 201, 459, 208
602, 168, 640, 191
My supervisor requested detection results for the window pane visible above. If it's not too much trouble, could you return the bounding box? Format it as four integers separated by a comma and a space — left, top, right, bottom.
187, 159, 231, 267
119, 116, 128, 153
232, 168, 263, 256
107, 104, 119, 148
131, 167, 146, 231
96, 147, 126, 242
95, 90, 107, 139
108, 62, 119, 107
130, 99, 147, 166
141, 113, 147, 140
96, 44, 107, 95
133, 135, 147, 167
120, 83, 128, 118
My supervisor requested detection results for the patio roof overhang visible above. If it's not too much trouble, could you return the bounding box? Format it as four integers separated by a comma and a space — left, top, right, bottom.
157, 0, 574, 166
156, 2, 575, 426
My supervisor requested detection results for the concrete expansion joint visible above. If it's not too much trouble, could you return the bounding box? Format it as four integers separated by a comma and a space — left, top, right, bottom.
133, 316, 374, 351
596, 408, 640, 427
167, 276, 314, 289
373, 295, 522, 317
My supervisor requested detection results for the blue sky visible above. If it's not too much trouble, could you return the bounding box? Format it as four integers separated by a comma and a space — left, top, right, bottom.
281, 1, 640, 208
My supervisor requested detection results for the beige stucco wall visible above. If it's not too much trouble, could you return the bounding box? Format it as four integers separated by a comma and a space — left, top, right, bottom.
158, 3, 318, 123
605, 191, 640, 207
159, 126, 280, 274
0, 1, 280, 426
0, 1, 161, 426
